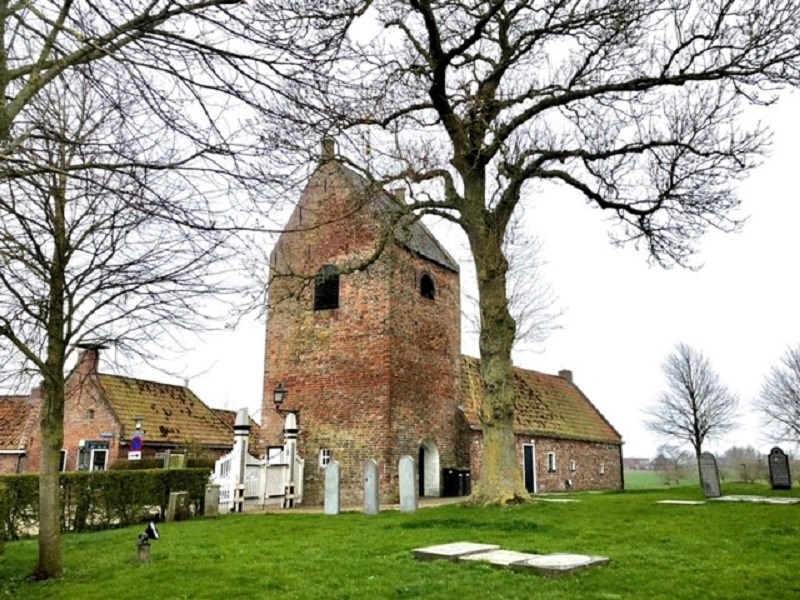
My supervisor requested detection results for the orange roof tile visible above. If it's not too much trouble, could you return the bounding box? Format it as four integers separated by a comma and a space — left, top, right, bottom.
460, 356, 622, 445
0, 395, 38, 451
97, 375, 232, 447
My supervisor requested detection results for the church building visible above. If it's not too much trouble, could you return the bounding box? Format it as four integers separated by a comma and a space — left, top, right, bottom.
261, 141, 623, 505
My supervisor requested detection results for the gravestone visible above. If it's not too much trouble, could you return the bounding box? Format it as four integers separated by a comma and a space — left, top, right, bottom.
324, 460, 340, 515
399, 455, 417, 513
166, 491, 191, 522
698, 452, 721, 498
364, 459, 379, 515
204, 484, 220, 517
768, 447, 792, 490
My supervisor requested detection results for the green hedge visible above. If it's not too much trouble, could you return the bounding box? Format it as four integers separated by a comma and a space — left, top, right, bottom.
0, 468, 211, 540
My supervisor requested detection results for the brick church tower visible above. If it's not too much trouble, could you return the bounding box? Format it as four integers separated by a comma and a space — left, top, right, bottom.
261, 141, 462, 505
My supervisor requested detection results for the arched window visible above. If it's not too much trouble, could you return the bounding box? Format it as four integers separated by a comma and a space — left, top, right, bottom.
314, 264, 339, 311
420, 273, 435, 300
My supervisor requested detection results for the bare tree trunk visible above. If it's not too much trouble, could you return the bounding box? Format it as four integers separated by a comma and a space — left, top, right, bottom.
464, 191, 528, 504
35, 375, 64, 579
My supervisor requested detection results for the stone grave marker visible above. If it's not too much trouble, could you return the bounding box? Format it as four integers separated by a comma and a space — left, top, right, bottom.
459, 549, 539, 567
412, 542, 500, 561
512, 554, 610, 578
166, 491, 191, 522
399, 455, 417, 513
699, 452, 721, 498
204, 484, 220, 517
324, 460, 340, 516
364, 459, 379, 515
768, 447, 792, 490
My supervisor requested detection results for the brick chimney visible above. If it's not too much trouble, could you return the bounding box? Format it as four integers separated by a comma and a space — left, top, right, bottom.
76, 344, 106, 376
28, 385, 44, 406
558, 369, 573, 384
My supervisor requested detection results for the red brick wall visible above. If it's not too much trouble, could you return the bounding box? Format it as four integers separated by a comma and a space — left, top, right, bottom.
469, 429, 623, 493
386, 245, 461, 496
262, 163, 462, 504
0, 454, 23, 474
58, 350, 123, 471
264, 163, 394, 504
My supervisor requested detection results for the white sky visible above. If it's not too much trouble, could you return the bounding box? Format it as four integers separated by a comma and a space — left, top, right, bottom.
130, 90, 799, 461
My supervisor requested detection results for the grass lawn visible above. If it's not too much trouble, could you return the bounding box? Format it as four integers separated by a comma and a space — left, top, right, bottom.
2, 483, 798, 599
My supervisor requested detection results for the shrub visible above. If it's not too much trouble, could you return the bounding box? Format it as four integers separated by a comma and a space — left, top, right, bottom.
110, 458, 164, 471
0, 468, 211, 538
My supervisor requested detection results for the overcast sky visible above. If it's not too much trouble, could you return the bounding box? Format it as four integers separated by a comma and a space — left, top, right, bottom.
127, 89, 799, 461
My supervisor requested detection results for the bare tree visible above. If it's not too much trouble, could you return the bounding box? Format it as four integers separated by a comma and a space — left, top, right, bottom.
756, 345, 800, 444
651, 443, 691, 486
253, 0, 800, 503
721, 445, 765, 483
463, 222, 562, 352
645, 343, 739, 481
0, 72, 234, 578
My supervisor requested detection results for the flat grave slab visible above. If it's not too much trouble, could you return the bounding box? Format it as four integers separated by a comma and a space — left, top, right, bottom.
711, 495, 800, 505
655, 500, 706, 505
512, 553, 610, 578
459, 549, 539, 566
412, 542, 500, 561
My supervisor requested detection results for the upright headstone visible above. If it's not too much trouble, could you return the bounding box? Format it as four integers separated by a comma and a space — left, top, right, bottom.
364, 459, 379, 515
699, 452, 721, 498
399, 455, 417, 513
768, 447, 792, 490
166, 491, 191, 521
204, 484, 220, 517
324, 460, 341, 515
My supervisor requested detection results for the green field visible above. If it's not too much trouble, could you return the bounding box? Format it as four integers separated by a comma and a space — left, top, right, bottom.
2, 483, 798, 599
624, 469, 699, 489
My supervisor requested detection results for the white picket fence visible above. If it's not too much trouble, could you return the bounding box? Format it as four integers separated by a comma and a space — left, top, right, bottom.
212, 449, 305, 511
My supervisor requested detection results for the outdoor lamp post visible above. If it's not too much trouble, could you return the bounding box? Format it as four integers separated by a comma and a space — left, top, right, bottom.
273, 383, 287, 415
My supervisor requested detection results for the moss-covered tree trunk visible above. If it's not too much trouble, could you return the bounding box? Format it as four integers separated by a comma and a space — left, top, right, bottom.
461, 176, 529, 505
36, 373, 65, 579
35, 169, 69, 579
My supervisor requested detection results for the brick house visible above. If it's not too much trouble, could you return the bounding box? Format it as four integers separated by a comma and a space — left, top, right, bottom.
2, 348, 252, 473
0, 391, 41, 474
262, 142, 624, 505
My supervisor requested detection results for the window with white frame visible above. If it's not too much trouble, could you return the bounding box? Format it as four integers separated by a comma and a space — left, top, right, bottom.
547, 452, 556, 472
319, 448, 332, 468
59, 450, 68, 472
569, 460, 577, 472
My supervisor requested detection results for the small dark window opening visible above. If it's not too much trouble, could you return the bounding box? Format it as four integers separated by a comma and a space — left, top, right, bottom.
87, 409, 95, 420
314, 264, 340, 311
420, 273, 435, 300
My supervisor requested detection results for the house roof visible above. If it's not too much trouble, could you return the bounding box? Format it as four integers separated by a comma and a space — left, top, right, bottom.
97, 375, 233, 447
211, 408, 262, 451
0, 395, 38, 451
460, 356, 622, 445
335, 162, 460, 273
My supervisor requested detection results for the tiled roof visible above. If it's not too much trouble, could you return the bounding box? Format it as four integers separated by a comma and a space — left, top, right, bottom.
336, 163, 460, 273
0, 396, 37, 451
460, 356, 622, 445
211, 408, 262, 451
97, 375, 233, 447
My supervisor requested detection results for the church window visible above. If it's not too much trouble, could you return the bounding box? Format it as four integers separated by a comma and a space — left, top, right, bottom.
570, 459, 577, 472
319, 448, 332, 468
599, 462, 605, 475
420, 273, 435, 300
87, 409, 95, 420
547, 452, 556, 472
314, 265, 340, 311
